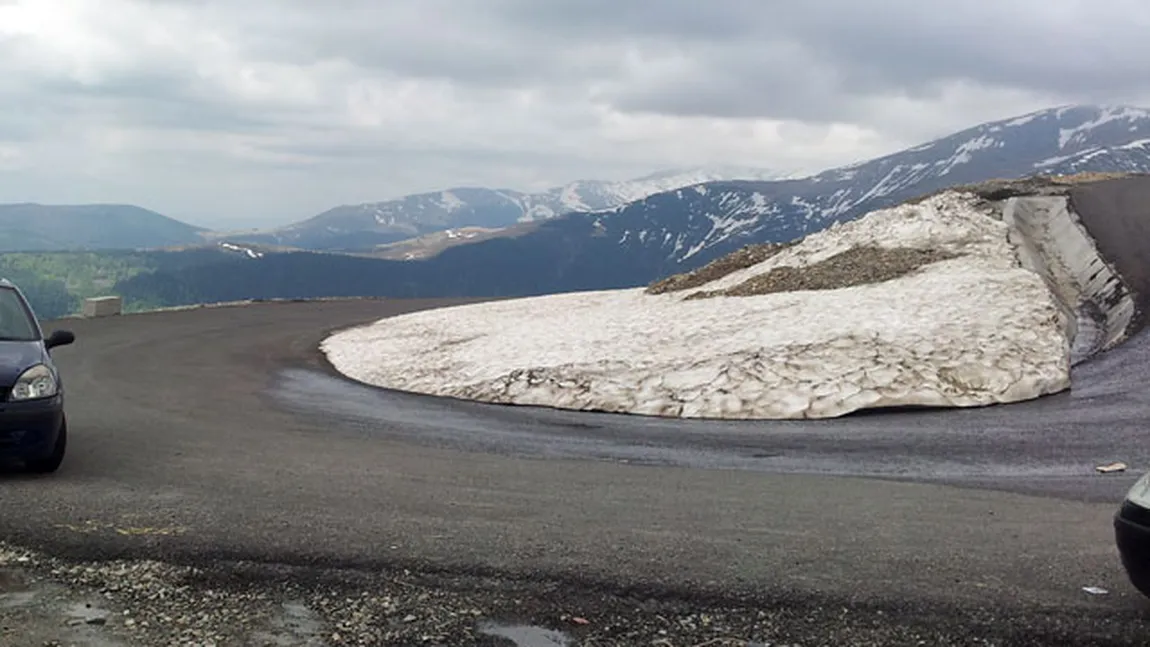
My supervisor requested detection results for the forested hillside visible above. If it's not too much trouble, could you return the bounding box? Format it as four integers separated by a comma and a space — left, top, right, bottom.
0, 249, 240, 320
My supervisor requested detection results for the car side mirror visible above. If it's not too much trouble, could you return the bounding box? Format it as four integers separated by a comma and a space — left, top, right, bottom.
45, 329, 75, 349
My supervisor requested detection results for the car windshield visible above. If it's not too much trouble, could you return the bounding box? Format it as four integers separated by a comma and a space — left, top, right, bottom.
0, 287, 40, 341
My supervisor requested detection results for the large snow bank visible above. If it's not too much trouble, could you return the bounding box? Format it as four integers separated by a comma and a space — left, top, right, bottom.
322, 191, 1081, 419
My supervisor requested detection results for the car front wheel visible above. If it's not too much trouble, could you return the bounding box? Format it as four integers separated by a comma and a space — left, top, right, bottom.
25, 416, 66, 474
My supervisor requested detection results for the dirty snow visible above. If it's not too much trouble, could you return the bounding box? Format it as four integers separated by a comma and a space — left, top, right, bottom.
322, 191, 1074, 420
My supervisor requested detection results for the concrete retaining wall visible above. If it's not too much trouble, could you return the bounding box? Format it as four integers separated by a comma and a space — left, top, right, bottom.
1001, 196, 1135, 354
1067, 176, 1150, 338
82, 296, 123, 318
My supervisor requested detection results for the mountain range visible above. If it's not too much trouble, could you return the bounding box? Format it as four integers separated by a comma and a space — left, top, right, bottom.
7, 104, 1150, 316
213, 166, 798, 251
0, 167, 792, 253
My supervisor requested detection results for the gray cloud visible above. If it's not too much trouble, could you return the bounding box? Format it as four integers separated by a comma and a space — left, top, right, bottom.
484, 0, 765, 42
537, 0, 1150, 123
1, 0, 1148, 227
225, 0, 1150, 124
790, 1, 1150, 97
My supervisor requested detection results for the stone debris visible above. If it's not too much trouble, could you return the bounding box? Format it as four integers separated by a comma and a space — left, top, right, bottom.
683, 245, 960, 300
645, 241, 795, 294
0, 541, 1028, 647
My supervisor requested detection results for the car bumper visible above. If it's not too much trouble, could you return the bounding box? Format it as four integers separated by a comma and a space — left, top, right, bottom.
0, 394, 64, 462
1115, 499, 1150, 597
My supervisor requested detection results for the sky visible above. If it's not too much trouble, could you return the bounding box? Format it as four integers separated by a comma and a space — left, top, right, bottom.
2, 0, 1149, 229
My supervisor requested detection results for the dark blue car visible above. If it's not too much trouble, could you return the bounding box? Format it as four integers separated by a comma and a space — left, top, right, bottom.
1116, 470, 1150, 598
0, 278, 75, 473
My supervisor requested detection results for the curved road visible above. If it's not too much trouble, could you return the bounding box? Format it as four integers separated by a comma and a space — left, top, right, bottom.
4, 298, 1150, 643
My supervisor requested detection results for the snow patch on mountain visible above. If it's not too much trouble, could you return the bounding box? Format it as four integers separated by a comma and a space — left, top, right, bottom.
1057, 105, 1150, 149
437, 191, 466, 212
218, 242, 264, 259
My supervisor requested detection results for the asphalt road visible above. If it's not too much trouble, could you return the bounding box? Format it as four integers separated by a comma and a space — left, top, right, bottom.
3, 298, 1150, 644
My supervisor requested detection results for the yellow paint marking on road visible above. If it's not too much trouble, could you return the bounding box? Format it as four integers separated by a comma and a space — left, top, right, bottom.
54, 520, 188, 537
113, 526, 187, 536
54, 520, 111, 534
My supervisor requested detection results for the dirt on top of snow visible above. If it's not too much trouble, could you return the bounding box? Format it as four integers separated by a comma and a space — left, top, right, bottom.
656, 172, 1148, 300
1049, 171, 1138, 184
645, 241, 796, 294
906, 172, 1146, 205
684, 245, 960, 300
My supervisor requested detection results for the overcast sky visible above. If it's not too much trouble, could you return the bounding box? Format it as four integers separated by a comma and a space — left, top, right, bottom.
2, 0, 1149, 228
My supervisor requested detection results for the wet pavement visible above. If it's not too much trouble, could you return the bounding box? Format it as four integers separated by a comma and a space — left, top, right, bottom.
476, 621, 573, 647
270, 323, 1150, 505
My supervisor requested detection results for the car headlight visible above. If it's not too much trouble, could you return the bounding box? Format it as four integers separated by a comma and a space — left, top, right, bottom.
1126, 470, 1150, 510
10, 364, 58, 401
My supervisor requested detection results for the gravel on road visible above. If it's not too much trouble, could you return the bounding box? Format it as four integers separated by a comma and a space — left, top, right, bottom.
3, 541, 1148, 647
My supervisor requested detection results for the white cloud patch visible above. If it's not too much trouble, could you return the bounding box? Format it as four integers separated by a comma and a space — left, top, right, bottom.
0, 0, 1148, 228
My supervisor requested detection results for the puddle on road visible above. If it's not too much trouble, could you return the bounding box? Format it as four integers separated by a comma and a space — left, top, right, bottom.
0, 570, 128, 647
64, 600, 113, 625
477, 620, 573, 647
249, 600, 328, 646
0, 587, 36, 609
475, 620, 770, 647
0, 566, 28, 591
0, 567, 36, 609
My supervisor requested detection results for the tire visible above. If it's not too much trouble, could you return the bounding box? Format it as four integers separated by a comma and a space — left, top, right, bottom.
25, 416, 66, 474
1119, 540, 1150, 599
1124, 565, 1150, 600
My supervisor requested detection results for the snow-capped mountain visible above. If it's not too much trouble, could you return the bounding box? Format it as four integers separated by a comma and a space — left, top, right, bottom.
224, 167, 794, 250
566, 104, 1150, 271
556, 166, 803, 210
125, 104, 1150, 311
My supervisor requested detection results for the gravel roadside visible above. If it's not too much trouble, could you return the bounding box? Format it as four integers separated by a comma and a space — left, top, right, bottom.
3, 541, 1148, 647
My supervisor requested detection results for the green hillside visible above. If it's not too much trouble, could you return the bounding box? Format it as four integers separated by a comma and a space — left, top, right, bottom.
0, 248, 240, 320
0, 204, 207, 251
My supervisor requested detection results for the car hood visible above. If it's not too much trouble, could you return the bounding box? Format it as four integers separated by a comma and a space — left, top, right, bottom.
0, 341, 45, 387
